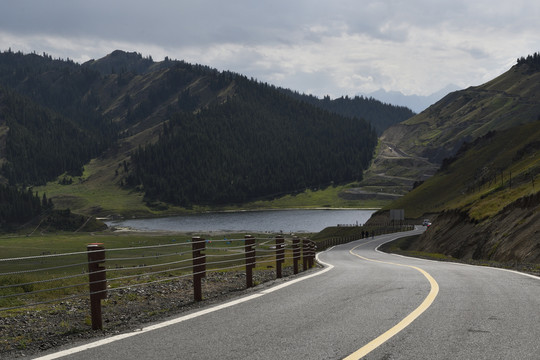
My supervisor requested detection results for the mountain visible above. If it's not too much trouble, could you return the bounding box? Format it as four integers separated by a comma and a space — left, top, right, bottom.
0, 49, 402, 217
366, 54, 540, 265
357, 59, 540, 198
280, 90, 415, 135
372, 120, 540, 264
82, 50, 169, 75
367, 84, 461, 113
125, 80, 377, 206
0, 87, 108, 185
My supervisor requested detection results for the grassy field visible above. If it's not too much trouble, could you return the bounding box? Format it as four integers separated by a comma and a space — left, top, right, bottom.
34, 158, 170, 217
0, 231, 303, 310
235, 185, 384, 210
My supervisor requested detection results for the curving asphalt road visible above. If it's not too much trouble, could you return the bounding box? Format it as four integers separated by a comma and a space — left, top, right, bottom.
34, 229, 540, 359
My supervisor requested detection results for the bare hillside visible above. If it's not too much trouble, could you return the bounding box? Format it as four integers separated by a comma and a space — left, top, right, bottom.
359, 61, 540, 197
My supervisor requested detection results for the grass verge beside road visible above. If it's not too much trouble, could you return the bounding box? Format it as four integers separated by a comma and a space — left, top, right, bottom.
0, 231, 301, 310
379, 235, 540, 276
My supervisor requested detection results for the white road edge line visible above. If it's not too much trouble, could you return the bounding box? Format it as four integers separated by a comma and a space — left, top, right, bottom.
36, 230, 536, 360
375, 236, 540, 281
34, 255, 335, 360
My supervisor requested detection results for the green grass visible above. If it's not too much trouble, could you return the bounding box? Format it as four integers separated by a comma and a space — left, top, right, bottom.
33, 133, 385, 218
379, 235, 457, 261
34, 160, 166, 217
37, 164, 385, 217
238, 185, 383, 210
0, 232, 302, 309
367, 67, 540, 198
386, 121, 540, 219
311, 226, 374, 241
310, 225, 413, 249
379, 235, 540, 275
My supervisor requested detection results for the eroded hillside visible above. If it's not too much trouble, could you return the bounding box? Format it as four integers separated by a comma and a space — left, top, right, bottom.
359, 61, 540, 198
369, 119, 540, 265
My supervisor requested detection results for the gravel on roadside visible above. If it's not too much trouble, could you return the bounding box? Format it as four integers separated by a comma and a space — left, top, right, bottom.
0, 266, 310, 359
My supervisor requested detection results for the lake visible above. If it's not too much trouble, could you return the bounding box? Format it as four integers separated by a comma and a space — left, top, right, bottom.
105, 209, 376, 234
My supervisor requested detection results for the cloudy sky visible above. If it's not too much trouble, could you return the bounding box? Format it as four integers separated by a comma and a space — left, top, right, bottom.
1, 0, 539, 99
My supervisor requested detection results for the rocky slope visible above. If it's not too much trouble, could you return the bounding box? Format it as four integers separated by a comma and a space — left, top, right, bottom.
367, 84, 540, 267
413, 192, 539, 264
360, 60, 540, 197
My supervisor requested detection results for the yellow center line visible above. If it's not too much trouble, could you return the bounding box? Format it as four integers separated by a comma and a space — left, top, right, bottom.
343, 243, 440, 359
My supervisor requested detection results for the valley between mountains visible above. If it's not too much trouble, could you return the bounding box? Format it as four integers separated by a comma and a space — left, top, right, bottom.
1, 50, 539, 282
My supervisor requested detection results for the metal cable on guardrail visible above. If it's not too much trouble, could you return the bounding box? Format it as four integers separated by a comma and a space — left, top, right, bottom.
0, 280, 89, 300
201, 257, 246, 267
106, 273, 193, 294
106, 264, 195, 284
0, 233, 318, 331
0, 272, 88, 290
107, 250, 192, 262
208, 245, 247, 250
206, 252, 244, 258
105, 257, 194, 273
0, 261, 89, 276
0, 250, 90, 262
104, 241, 193, 252
0, 292, 91, 312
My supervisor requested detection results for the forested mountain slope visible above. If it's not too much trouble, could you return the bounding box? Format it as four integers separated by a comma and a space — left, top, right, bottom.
281, 89, 415, 135
0, 49, 401, 218
0, 87, 105, 185
127, 79, 376, 206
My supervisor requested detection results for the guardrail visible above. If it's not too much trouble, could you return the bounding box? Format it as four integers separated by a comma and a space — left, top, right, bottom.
0, 235, 317, 330
315, 224, 415, 251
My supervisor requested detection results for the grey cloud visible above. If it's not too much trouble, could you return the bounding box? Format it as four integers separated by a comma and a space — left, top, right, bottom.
0, 1, 316, 47
1, 0, 539, 98
459, 46, 490, 60
2, 0, 539, 45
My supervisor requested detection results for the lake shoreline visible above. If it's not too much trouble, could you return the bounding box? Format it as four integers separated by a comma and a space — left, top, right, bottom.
99, 206, 380, 221
104, 209, 376, 234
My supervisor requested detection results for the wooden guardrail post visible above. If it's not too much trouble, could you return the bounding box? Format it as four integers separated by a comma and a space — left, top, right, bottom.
292, 236, 300, 274
245, 235, 256, 288
87, 243, 107, 330
310, 240, 316, 268
192, 236, 206, 302
305, 240, 314, 268
275, 235, 285, 278
302, 238, 309, 271
307, 240, 312, 268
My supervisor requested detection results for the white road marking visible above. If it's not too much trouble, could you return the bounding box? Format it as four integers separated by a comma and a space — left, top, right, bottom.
35, 255, 334, 359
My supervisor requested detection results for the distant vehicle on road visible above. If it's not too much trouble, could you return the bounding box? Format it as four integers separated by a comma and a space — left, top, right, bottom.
422, 219, 431, 226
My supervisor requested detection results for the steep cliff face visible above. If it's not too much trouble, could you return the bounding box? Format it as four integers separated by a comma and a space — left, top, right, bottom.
411, 192, 540, 264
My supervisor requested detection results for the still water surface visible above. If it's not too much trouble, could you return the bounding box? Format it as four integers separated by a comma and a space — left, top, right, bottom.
106, 209, 375, 233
